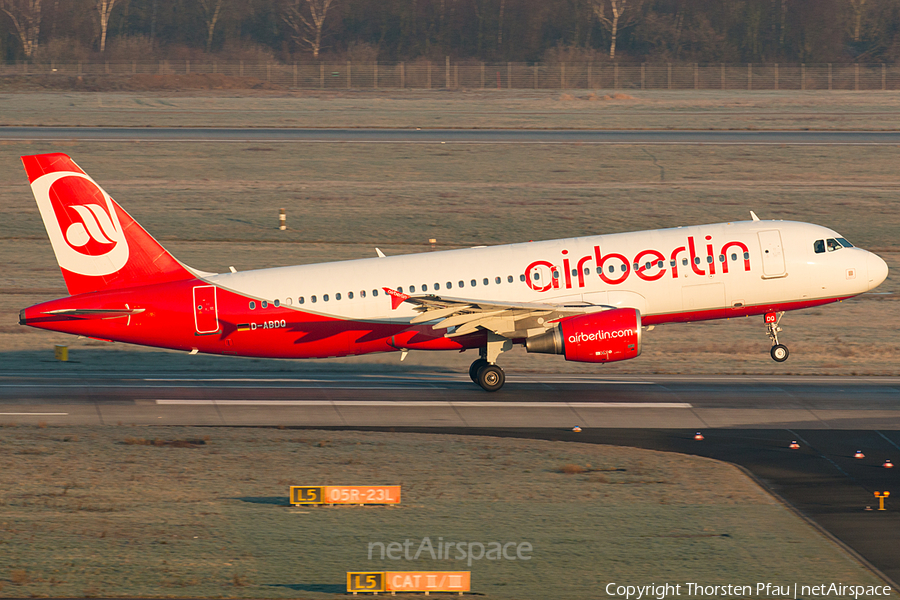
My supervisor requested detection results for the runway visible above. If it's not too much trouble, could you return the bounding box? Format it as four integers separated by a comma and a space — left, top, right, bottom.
4, 127, 900, 144
2, 371, 898, 585
1, 373, 899, 428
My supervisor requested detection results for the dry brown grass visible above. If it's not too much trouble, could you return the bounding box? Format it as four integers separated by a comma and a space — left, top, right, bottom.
560, 463, 588, 474
10, 569, 28, 585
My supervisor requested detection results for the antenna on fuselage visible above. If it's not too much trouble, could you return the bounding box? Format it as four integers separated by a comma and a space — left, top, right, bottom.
376, 248, 386, 258
750, 211, 760, 221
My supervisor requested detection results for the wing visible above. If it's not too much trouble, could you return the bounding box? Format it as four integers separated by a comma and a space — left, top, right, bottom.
383, 287, 612, 339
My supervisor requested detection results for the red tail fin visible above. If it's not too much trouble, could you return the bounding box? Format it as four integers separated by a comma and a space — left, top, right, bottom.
22, 153, 193, 296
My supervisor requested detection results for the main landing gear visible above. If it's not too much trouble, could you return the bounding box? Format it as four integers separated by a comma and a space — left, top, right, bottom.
765, 311, 789, 362
469, 332, 512, 392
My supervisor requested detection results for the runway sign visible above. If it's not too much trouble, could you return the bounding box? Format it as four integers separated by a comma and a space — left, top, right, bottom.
347, 571, 470, 594
347, 572, 385, 593
290, 486, 324, 504
290, 486, 400, 505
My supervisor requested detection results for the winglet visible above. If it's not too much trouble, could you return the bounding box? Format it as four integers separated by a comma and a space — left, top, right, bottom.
383, 287, 410, 310
750, 210, 760, 221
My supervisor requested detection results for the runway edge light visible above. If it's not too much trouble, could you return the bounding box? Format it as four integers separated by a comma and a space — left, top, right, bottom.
789, 440, 800, 449
854, 450, 865, 459
694, 432, 704, 441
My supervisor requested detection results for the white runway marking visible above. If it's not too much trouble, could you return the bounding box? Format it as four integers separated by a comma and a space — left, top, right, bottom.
0, 412, 69, 416
155, 399, 692, 408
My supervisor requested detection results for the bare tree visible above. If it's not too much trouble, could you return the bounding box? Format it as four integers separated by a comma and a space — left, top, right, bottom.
0, 0, 42, 59
591, 0, 642, 59
93, 0, 121, 53
199, 0, 225, 53
847, 0, 866, 42
281, 0, 338, 59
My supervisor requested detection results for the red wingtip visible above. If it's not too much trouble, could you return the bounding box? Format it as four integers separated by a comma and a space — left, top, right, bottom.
21, 153, 86, 184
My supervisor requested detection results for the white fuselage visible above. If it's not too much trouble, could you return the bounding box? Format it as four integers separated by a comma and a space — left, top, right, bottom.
207, 219, 886, 324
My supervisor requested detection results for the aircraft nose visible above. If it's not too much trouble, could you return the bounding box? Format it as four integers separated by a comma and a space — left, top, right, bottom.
866, 252, 889, 290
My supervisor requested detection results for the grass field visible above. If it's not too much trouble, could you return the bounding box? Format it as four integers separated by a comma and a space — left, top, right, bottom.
0, 427, 889, 599
1, 139, 897, 375
3, 89, 900, 130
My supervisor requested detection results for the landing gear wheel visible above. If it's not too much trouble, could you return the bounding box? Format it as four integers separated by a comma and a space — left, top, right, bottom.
469, 359, 488, 383
476, 363, 506, 392
771, 344, 789, 362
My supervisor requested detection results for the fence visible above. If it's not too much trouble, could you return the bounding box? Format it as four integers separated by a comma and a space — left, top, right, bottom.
3, 60, 900, 91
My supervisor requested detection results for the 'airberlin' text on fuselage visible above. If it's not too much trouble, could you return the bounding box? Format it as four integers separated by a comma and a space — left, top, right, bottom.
524, 236, 752, 292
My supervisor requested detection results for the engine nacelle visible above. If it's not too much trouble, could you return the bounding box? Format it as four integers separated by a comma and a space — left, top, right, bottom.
525, 308, 642, 363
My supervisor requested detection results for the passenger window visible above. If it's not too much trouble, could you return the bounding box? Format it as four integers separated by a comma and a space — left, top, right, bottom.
682, 258, 689, 266
608, 265, 615, 273
323, 294, 329, 301
458, 281, 464, 288
620, 264, 627, 272
533, 273, 539, 281
645, 262, 651, 269
552, 270, 559, 279
348, 292, 354, 299
495, 277, 502, 284
261, 300, 268, 309
597, 267, 603, 274
584, 268, 590, 275
360, 290, 366, 298
273, 299, 280, 307
372, 290, 379, 297
718, 255, 725, 262
571, 269, 578, 277
657, 261, 664, 268
669, 260, 676, 267
507, 275, 513, 283
632, 263, 639, 271
483, 278, 489, 285
446, 282, 452, 289
311, 296, 317, 303
299, 297, 305, 304
434, 283, 440, 290
336, 293, 341, 301
706, 256, 713, 264
743, 252, 750, 260
731, 253, 738, 261
249, 301, 256, 309
471, 279, 477, 287
694, 257, 701, 265
827, 238, 841, 252
519, 274, 526, 282
422, 284, 428, 292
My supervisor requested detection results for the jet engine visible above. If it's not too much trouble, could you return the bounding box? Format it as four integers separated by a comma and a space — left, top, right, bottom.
525, 308, 642, 363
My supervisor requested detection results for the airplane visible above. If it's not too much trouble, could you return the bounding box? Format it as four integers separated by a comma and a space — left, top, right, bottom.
18, 153, 889, 391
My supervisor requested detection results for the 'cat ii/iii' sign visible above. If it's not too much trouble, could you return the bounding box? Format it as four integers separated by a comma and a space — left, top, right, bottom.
290, 486, 400, 505
347, 571, 470, 594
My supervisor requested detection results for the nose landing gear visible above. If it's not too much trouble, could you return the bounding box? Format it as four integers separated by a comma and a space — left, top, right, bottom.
765, 311, 789, 362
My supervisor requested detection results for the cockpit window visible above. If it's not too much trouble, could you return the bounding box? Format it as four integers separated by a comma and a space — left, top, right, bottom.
826, 238, 842, 252
837, 237, 853, 248
813, 240, 825, 254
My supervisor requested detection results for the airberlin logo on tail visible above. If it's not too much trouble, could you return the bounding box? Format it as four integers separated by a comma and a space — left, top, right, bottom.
31, 171, 129, 276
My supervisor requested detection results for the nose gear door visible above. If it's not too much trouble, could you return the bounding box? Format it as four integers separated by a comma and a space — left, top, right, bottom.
193, 285, 219, 334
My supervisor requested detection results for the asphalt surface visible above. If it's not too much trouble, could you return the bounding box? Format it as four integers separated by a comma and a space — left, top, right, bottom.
4, 127, 900, 144
3, 372, 898, 587
2, 373, 898, 429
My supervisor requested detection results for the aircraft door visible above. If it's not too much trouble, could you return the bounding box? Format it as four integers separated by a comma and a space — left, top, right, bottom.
193, 285, 219, 334
531, 263, 557, 291
757, 230, 786, 277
